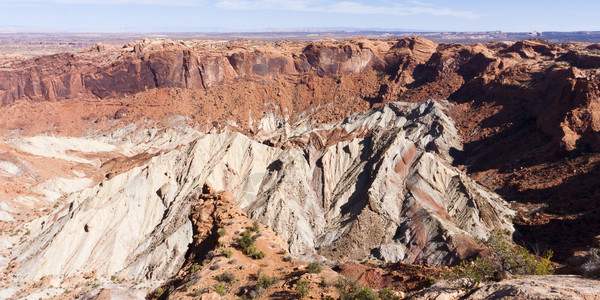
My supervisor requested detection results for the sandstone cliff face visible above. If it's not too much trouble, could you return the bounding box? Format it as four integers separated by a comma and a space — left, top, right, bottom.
2, 37, 599, 157
301, 41, 378, 76
0, 53, 89, 104
0, 38, 385, 104
385, 37, 438, 85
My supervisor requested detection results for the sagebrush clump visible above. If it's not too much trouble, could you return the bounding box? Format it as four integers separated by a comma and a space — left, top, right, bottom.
484, 230, 554, 276
581, 248, 600, 278
449, 256, 497, 289
216, 271, 237, 283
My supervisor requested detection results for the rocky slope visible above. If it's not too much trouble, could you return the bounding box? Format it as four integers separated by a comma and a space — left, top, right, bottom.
2, 99, 513, 298
1, 36, 600, 298
144, 183, 343, 300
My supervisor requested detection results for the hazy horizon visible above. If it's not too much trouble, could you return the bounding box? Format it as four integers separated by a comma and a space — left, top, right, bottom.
1, 28, 599, 34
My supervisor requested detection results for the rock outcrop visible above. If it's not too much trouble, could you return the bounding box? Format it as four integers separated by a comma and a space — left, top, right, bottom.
0, 38, 385, 104
409, 275, 600, 300
9, 100, 512, 286
247, 100, 513, 265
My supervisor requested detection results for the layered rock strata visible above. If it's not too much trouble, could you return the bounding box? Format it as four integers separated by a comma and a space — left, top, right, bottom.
10, 100, 513, 284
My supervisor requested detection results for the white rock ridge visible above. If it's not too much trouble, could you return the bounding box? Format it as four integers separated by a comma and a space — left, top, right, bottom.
10, 100, 513, 283
247, 100, 514, 264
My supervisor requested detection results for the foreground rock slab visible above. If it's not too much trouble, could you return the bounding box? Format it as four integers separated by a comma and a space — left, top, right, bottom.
410, 275, 600, 300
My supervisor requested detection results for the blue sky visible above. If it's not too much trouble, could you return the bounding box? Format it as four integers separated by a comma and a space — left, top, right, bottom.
0, 0, 598, 32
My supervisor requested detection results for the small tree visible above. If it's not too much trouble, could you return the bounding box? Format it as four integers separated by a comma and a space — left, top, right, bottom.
448, 256, 496, 289
449, 230, 554, 290
484, 230, 554, 276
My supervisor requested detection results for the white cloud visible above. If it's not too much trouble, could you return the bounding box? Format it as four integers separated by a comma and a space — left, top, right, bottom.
214, 0, 477, 18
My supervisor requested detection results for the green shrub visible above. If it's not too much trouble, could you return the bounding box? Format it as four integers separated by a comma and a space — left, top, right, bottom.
449, 230, 554, 290
306, 261, 323, 274
252, 250, 266, 259
353, 287, 378, 300
376, 70, 387, 82
251, 220, 260, 232
239, 230, 258, 251
484, 230, 554, 276
296, 279, 310, 298
378, 287, 400, 300
214, 282, 226, 296
153, 287, 165, 298
240, 232, 265, 259
244, 246, 257, 256
220, 248, 233, 258
190, 264, 201, 273
534, 250, 555, 275
449, 256, 497, 289
256, 274, 279, 289
335, 276, 377, 300
218, 228, 227, 237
